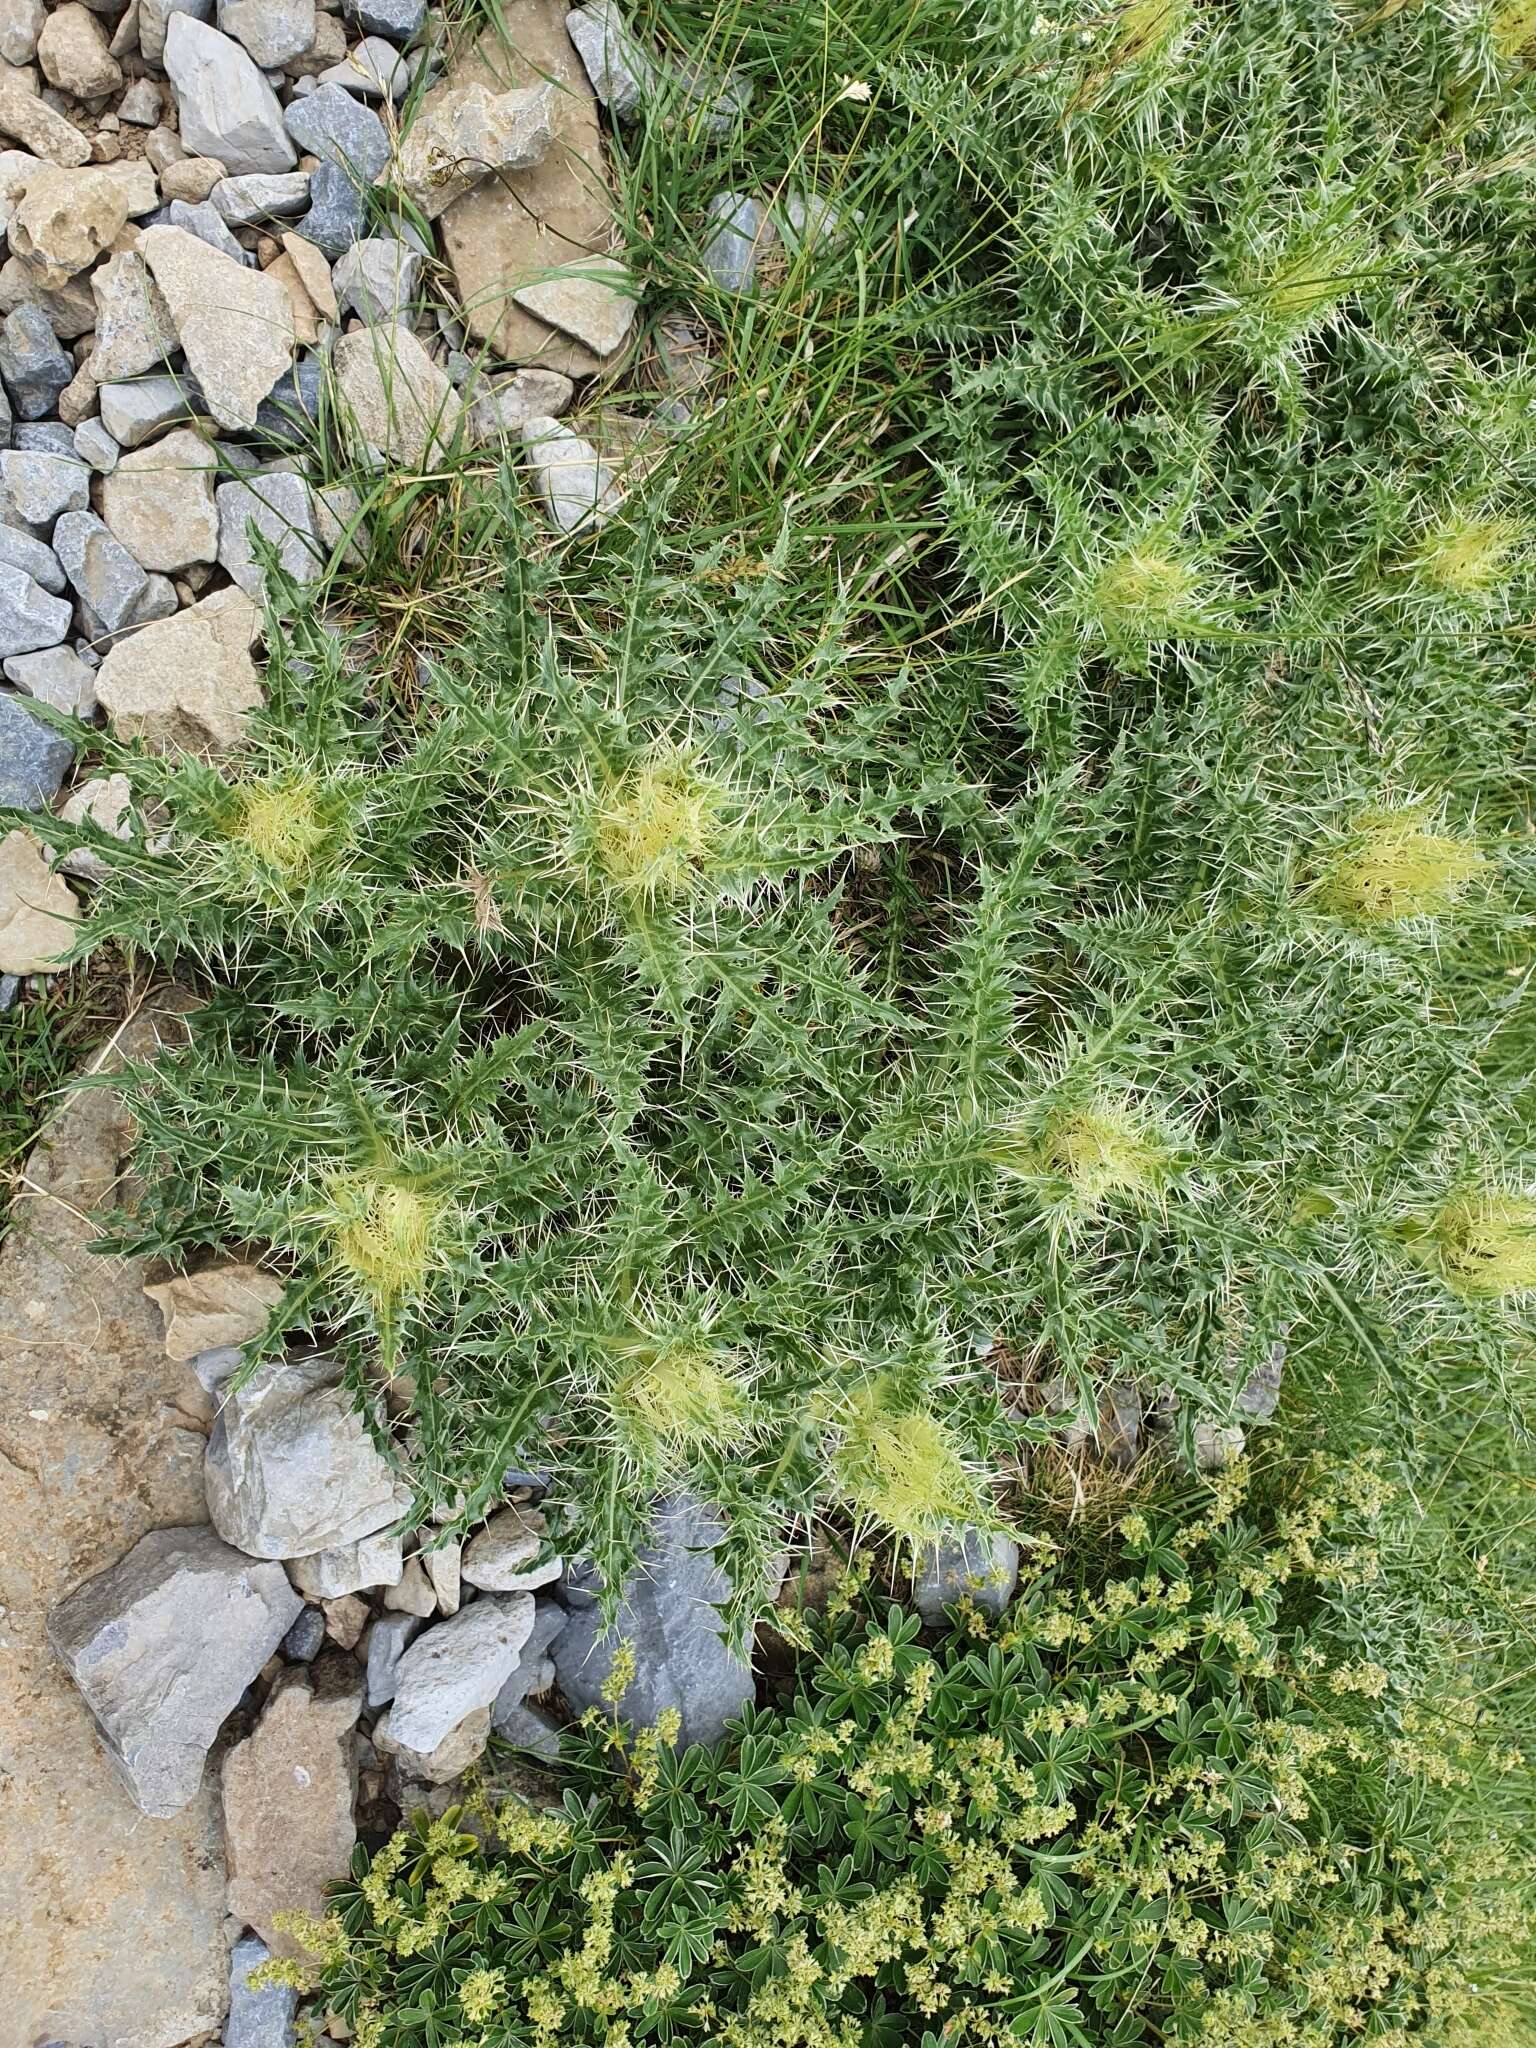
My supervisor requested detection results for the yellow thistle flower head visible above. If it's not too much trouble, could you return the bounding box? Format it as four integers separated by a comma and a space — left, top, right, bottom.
225, 774, 333, 881
593, 750, 721, 896
1043, 1097, 1171, 1210
1492, 0, 1536, 67
1105, 0, 1192, 68
834, 1380, 982, 1542
1315, 809, 1486, 924
328, 1173, 439, 1305
1436, 1191, 1536, 1299
1411, 511, 1522, 597
610, 1340, 749, 1460
1090, 544, 1202, 638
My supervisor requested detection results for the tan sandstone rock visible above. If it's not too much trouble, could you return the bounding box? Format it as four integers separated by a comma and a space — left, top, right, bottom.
0, 824, 78, 973
0, 992, 228, 2048
393, 79, 560, 221
425, 6, 622, 378
334, 323, 462, 468
141, 222, 296, 432
0, 74, 91, 166
101, 424, 221, 573
144, 1257, 286, 1361
8, 163, 131, 288
222, 1662, 362, 1958
95, 584, 263, 756
37, 1, 123, 99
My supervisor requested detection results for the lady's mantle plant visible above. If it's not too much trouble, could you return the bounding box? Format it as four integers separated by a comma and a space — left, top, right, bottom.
276, 1459, 1527, 2048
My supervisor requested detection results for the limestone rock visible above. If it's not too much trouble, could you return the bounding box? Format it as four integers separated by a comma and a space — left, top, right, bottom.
388, 1593, 536, 1754
0, 0, 45, 67
0, 559, 71, 655
9, 166, 129, 289
374, 1700, 491, 1784
383, 1553, 436, 1616
0, 299, 74, 417
332, 232, 420, 322
283, 77, 389, 179
144, 1257, 285, 1361
225, 1933, 299, 2048
222, 1662, 362, 1956
141, 222, 296, 430
0, 993, 229, 2048
463, 1503, 562, 1591
0, 74, 91, 166
321, 32, 410, 100
140, 0, 214, 66
334, 321, 461, 466
217, 0, 317, 69
52, 508, 151, 635
282, 229, 337, 317
56, 768, 133, 879
344, 0, 424, 33
0, 521, 63, 594
288, 1529, 403, 1599
7, 641, 95, 717
0, 444, 90, 528
164, 13, 297, 176
513, 251, 638, 355
94, 583, 263, 755
216, 470, 326, 599
910, 1526, 1020, 1625
519, 413, 620, 532
365, 1609, 423, 1706
0, 686, 72, 805
205, 1348, 411, 1559
490, 1597, 567, 1728
37, 2, 123, 98
86, 248, 181, 383
428, 11, 619, 377
394, 79, 559, 221
323, 1591, 369, 1647
160, 153, 224, 203
0, 824, 77, 971
211, 168, 313, 224
101, 424, 221, 573
464, 364, 572, 442
265, 249, 322, 346
565, 0, 656, 121
422, 1534, 461, 1616
702, 190, 772, 293
552, 1494, 754, 1747
100, 372, 207, 448
48, 1524, 301, 1815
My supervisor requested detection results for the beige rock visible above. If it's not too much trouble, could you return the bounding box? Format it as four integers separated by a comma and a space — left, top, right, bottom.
143, 1257, 285, 1362
394, 79, 559, 221
333, 323, 462, 468
0, 248, 95, 334
464, 364, 573, 442
0, 825, 78, 973
281, 228, 337, 318
0, 993, 227, 2048
57, 770, 134, 881
37, 2, 123, 98
422, 1536, 461, 1617
462, 1503, 561, 1591
86, 246, 180, 382
141, 222, 296, 432
97, 156, 162, 218
374, 1702, 491, 1784
428, 8, 620, 378
383, 1554, 437, 1617
8, 163, 130, 287
222, 1664, 361, 1958
159, 153, 224, 204
0, 73, 90, 165
322, 1592, 369, 1648
513, 251, 637, 356
0, 142, 39, 229
101, 423, 220, 573
264, 247, 320, 345
95, 584, 263, 756
57, 359, 97, 424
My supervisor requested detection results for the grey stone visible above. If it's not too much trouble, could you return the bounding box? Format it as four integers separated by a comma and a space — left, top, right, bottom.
225, 1932, 298, 2048
511, 251, 638, 355
13, 421, 77, 458
1236, 1340, 1285, 1423
565, 2, 657, 121
141, 223, 296, 432
251, 353, 324, 444
342, 0, 424, 37
293, 158, 365, 258
0, 0, 46, 67
321, 34, 410, 100
519, 414, 620, 533
366, 1609, 423, 1706
140, 0, 213, 66
211, 171, 312, 225
125, 573, 180, 628
1100, 1381, 1142, 1469
283, 79, 389, 180
780, 191, 861, 258
205, 1350, 411, 1560
702, 191, 771, 293
0, 302, 73, 419
0, 564, 72, 659
287, 1529, 403, 1599
164, 14, 297, 177
216, 472, 325, 598
46, 1524, 301, 1816
463, 366, 574, 443
85, 248, 181, 384
165, 196, 252, 265
192, 1342, 243, 1392
392, 80, 559, 221
910, 1526, 1020, 1625
99, 374, 206, 448
217, 0, 316, 70
52, 510, 151, 635
1, 447, 90, 529
0, 522, 64, 592
388, 1593, 536, 1754
493, 1698, 562, 1762
4, 642, 95, 715
280, 1605, 327, 1663
551, 1494, 753, 1748
119, 77, 164, 125
490, 1598, 566, 1728
333, 234, 421, 323
74, 417, 120, 474
0, 686, 72, 802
